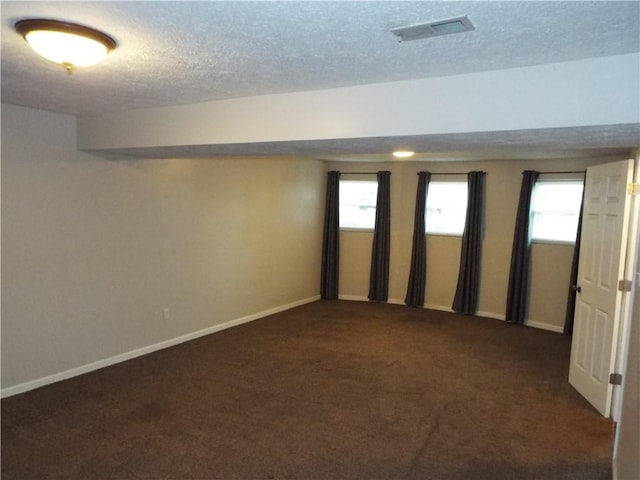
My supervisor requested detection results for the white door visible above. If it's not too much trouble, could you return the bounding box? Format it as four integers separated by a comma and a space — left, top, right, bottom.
569, 159, 634, 417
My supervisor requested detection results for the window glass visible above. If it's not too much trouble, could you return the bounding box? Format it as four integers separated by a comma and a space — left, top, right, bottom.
339, 180, 378, 229
531, 180, 584, 243
425, 181, 468, 235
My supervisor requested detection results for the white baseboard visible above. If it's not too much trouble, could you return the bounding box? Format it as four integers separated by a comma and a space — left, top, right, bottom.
1, 295, 320, 399
422, 304, 506, 323
424, 303, 454, 313
338, 294, 369, 302
337, 297, 561, 332
339, 295, 405, 306
525, 320, 564, 333
477, 310, 506, 321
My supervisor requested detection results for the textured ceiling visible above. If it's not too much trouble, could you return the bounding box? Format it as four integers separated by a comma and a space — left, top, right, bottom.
2, 1, 639, 116
1, 1, 639, 160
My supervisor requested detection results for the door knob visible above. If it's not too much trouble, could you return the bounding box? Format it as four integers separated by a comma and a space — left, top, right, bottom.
572, 285, 582, 293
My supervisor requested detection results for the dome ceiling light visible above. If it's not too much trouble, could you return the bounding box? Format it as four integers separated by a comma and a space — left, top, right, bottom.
393, 150, 415, 159
15, 18, 116, 74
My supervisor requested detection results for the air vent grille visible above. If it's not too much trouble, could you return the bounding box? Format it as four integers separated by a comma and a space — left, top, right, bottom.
391, 15, 474, 42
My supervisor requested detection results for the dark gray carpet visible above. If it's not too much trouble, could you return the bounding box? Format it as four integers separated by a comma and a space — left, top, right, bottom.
1, 300, 613, 479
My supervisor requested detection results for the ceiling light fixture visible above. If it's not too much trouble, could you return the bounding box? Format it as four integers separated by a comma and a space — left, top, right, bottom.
393, 150, 415, 159
15, 18, 116, 74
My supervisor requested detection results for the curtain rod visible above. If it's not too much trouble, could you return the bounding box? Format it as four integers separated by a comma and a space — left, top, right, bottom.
416, 172, 486, 176
525, 170, 586, 174
340, 172, 389, 175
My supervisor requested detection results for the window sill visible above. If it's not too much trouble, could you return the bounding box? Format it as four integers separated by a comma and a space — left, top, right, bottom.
340, 227, 374, 233
426, 232, 463, 238
532, 239, 576, 247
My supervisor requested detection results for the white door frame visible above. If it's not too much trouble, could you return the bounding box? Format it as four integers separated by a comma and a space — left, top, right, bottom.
611, 153, 640, 422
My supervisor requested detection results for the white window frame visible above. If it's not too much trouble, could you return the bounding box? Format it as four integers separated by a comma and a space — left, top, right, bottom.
338, 178, 378, 231
530, 175, 584, 246
425, 179, 469, 237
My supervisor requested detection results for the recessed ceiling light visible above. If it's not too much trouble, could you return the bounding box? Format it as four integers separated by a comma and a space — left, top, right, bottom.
15, 18, 116, 74
393, 150, 415, 159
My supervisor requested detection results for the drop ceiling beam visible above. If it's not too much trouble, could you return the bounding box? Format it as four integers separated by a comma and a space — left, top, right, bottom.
77, 54, 639, 155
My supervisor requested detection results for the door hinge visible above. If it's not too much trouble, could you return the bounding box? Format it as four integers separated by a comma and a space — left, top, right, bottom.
609, 373, 623, 385
618, 279, 633, 292
627, 183, 640, 195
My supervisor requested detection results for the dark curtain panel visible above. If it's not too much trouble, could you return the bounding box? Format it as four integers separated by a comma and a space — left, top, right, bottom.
564, 183, 585, 335
368, 171, 391, 302
505, 170, 539, 324
320, 171, 340, 300
452, 171, 485, 315
405, 171, 431, 307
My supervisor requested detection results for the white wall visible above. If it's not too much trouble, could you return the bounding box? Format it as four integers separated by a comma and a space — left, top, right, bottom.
1, 104, 325, 394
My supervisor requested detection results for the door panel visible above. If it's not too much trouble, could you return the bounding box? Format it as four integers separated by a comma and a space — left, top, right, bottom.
569, 159, 633, 417
600, 216, 617, 288
575, 301, 589, 368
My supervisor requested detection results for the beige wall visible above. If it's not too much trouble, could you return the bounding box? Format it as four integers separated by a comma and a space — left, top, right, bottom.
331, 157, 618, 330
1, 104, 325, 391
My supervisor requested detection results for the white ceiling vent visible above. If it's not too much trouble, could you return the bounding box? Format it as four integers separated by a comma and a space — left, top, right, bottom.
390, 15, 474, 42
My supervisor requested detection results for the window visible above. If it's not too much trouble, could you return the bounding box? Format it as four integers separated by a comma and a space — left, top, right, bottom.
531, 179, 584, 243
425, 181, 468, 235
339, 180, 378, 230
